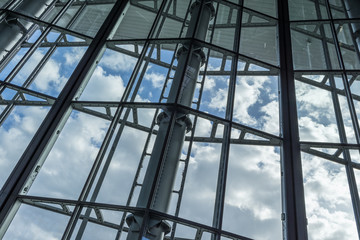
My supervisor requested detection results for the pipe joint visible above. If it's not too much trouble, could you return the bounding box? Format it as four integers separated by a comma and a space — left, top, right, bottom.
177, 45, 206, 66
190, 0, 215, 20
176, 114, 193, 133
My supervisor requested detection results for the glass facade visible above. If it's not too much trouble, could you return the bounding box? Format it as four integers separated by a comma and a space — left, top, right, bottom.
0, 0, 359, 239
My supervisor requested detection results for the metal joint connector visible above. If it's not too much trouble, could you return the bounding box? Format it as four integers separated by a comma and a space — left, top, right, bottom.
176, 114, 193, 133
156, 111, 170, 125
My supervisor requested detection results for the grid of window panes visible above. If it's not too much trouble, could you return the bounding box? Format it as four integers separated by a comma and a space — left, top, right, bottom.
0, 0, 359, 240
289, 0, 360, 239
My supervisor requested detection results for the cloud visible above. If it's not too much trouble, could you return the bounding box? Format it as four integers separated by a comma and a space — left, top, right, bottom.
298, 116, 339, 142
64, 47, 86, 66
100, 48, 137, 72
0, 106, 49, 187
11, 49, 68, 95
144, 72, 165, 89
3, 202, 69, 240
79, 66, 126, 101
302, 153, 358, 240
33, 56, 67, 93
260, 99, 279, 135
27, 111, 110, 199
223, 145, 281, 239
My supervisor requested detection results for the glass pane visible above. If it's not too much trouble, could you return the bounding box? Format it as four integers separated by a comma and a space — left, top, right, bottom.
289, 0, 328, 20
78, 47, 136, 101
223, 144, 281, 239
336, 23, 360, 70
26, 111, 110, 199
302, 152, 358, 239
209, 3, 239, 51
295, 76, 341, 142
233, 75, 279, 135
0, 106, 49, 189
3, 204, 70, 240
349, 74, 360, 127
70, 4, 114, 37
240, 25, 278, 66
155, 0, 191, 39
291, 23, 340, 70
243, 0, 277, 18
111, 2, 159, 40
179, 142, 220, 226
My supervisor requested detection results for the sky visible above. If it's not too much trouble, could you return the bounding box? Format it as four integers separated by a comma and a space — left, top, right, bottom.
1, 0, 360, 240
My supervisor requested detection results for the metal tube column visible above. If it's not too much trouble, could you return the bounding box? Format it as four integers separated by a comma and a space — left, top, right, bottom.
0, 0, 52, 61
343, 0, 360, 49
126, 1, 214, 240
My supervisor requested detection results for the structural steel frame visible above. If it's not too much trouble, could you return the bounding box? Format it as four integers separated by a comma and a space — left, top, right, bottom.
0, 0, 359, 239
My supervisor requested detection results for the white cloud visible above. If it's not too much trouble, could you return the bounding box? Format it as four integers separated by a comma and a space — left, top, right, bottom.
27, 111, 109, 199
298, 116, 339, 142
223, 145, 281, 239
260, 99, 279, 135
232, 76, 268, 125
34, 57, 67, 93
302, 153, 358, 240
144, 72, 165, 88
64, 47, 86, 66
100, 49, 137, 72
12, 50, 67, 95
0, 107, 48, 187
208, 87, 228, 112
79, 66, 126, 101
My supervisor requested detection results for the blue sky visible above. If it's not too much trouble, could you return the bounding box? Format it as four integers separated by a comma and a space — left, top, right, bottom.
1, 0, 360, 239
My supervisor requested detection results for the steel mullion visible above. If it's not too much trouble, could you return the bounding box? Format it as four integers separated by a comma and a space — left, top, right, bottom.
212, 1, 242, 239
278, 0, 308, 239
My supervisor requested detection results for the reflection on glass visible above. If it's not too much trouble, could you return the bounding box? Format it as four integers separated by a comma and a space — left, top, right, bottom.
243, 0, 277, 18
111, 2, 159, 40
70, 4, 114, 37
289, 0, 328, 20
336, 24, 360, 70
291, 24, 340, 70
240, 25, 278, 66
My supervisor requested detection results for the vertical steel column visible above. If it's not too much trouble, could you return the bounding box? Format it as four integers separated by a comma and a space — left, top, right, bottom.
0, 0, 52, 61
278, 0, 308, 239
126, 1, 214, 240
343, 0, 360, 49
